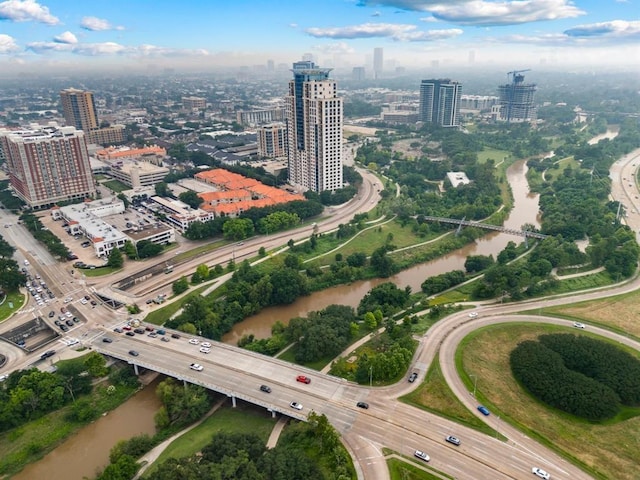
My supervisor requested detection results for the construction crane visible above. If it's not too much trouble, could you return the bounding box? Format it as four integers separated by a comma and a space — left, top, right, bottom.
505, 69, 532, 123
507, 69, 531, 84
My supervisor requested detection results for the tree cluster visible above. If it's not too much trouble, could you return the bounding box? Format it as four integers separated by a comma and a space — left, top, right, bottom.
357, 282, 410, 317
0, 235, 25, 291
154, 378, 212, 429
166, 260, 309, 339
19, 212, 70, 259
0, 353, 115, 432
421, 270, 466, 295
510, 334, 640, 421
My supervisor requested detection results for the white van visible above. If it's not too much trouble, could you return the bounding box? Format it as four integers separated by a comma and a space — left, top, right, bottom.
23, 259, 29, 266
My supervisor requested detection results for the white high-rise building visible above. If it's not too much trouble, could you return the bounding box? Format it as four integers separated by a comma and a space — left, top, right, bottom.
286, 61, 343, 193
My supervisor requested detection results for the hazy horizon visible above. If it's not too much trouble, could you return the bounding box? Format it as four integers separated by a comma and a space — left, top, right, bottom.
0, 1, 637, 76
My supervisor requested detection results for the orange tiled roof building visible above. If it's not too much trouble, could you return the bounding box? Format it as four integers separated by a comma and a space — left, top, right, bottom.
195, 168, 304, 217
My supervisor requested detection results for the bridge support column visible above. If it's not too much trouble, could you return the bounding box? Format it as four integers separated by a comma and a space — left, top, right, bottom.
133, 364, 139, 376
271, 409, 276, 418
229, 395, 236, 408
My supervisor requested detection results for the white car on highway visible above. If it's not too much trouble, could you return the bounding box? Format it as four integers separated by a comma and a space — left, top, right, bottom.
199, 347, 211, 354
188, 339, 199, 345
189, 363, 203, 371
532, 467, 550, 479
201, 342, 212, 348
290, 401, 303, 410
414, 450, 430, 462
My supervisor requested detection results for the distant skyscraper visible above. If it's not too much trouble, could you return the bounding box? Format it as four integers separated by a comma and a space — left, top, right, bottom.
497, 72, 537, 123
373, 47, 383, 79
0, 124, 96, 208
286, 61, 343, 193
267, 59, 275, 72
352, 66, 366, 81
60, 88, 99, 132
419, 79, 462, 127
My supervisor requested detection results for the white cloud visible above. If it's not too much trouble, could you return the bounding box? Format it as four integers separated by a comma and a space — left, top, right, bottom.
0, 33, 19, 53
306, 22, 417, 39
359, 0, 585, 26
306, 22, 462, 41
419, 16, 439, 22
0, 0, 59, 24
26, 39, 210, 58
80, 16, 124, 31
53, 31, 78, 44
564, 20, 640, 40
311, 41, 356, 55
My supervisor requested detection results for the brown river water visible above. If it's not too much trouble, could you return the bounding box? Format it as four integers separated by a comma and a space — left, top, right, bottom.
13, 378, 162, 480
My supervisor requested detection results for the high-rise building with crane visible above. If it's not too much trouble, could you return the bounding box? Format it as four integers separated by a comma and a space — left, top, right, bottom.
496, 70, 536, 123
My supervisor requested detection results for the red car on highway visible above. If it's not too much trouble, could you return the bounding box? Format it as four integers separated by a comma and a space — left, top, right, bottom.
296, 375, 311, 384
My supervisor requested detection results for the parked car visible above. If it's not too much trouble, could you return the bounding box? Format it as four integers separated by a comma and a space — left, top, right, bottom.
477, 405, 490, 416
190, 363, 203, 371
133, 328, 145, 334
48, 311, 55, 318
125, 331, 135, 337
90, 300, 97, 306
408, 372, 418, 383
296, 375, 311, 384
113, 327, 123, 333
445, 435, 461, 446
532, 467, 551, 479
65, 319, 74, 326
356, 402, 369, 409
290, 401, 303, 410
414, 450, 429, 462
260, 385, 272, 393
102, 337, 113, 343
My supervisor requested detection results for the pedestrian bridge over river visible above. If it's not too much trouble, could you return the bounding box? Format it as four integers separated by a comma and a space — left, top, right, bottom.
421, 215, 548, 239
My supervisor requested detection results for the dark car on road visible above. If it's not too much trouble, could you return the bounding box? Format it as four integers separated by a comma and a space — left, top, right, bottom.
125, 331, 135, 337
48, 311, 55, 318
40, 350, 55, 360
102, 337, 113, 343
477, 405, 490, 416
408, 372, 418, 383
133, 328, 145, 334
356, 402, 369, 409
260, 385, 272, 393
129, 350, 139, 357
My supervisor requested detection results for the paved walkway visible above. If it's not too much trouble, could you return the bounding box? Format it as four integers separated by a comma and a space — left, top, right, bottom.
266, 416, 288, 449
133, 397, 226, 479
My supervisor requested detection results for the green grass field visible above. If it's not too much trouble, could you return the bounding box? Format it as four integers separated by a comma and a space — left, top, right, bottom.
457, 323, 640, 480
0, 291, 25, 322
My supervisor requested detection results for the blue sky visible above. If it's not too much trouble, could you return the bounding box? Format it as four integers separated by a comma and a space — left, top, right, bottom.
0, 0, 638, 72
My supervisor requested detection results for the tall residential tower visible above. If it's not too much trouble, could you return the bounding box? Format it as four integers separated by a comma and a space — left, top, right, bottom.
419, 79, 462, 127
60, 87, 124, 145
373, 48, 383, 79
286, 61, 343, 193
0, 124, 96, 208
60, 88, 99, 132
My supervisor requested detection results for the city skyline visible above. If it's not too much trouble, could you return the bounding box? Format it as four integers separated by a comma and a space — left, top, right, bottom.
0, 0, 637, 74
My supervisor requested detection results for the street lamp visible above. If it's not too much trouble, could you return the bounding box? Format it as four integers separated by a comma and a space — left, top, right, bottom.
369, 366, 373, 387
470, 374, 478, 397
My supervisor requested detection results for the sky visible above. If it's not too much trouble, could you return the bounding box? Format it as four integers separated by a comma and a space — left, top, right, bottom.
0, 0, 638, 74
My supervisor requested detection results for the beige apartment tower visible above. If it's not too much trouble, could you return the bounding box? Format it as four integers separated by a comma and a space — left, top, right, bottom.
286, 61, 343, 193
60, 88, 99, 132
